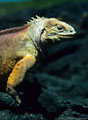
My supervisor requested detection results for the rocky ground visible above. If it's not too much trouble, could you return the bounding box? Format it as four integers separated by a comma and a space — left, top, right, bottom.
0, 1, 88, 120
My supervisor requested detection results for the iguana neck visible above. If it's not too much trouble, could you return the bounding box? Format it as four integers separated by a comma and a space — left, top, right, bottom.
26, 18, 47, 54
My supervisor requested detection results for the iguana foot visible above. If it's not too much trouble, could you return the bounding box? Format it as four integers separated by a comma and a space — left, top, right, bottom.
6, 84, 21, 105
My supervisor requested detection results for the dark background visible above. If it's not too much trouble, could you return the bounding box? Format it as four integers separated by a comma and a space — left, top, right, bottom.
0, 0, 88, 120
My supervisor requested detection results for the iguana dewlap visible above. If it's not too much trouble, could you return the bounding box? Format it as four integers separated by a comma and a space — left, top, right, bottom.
0, 16, 76, 104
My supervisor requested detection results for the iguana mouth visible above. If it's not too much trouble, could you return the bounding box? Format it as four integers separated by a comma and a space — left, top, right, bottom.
58, 31, 76, 38
59, 34, 75, 38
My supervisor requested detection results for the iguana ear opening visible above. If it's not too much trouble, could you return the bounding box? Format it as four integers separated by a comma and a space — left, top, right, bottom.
41, 29, 47, 42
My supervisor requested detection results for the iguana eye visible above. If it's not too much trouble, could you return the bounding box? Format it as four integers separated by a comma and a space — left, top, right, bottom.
55, 25, 64, 32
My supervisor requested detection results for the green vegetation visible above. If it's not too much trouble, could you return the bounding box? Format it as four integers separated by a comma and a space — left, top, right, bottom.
0, 0, 87, 18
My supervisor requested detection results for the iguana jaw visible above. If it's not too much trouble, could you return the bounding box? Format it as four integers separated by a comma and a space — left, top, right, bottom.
46, 27, 76, 41
58, 29, 76, 39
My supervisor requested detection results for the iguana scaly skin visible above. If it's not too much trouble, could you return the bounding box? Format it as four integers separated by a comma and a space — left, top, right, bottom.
0, 16, 76, 104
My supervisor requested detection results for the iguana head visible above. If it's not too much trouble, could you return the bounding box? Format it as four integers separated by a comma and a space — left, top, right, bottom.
27, 16, 76, 46
41, 18, 76, 42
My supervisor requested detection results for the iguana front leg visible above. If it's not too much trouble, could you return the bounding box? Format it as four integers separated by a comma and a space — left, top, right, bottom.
6, 55, 36, 105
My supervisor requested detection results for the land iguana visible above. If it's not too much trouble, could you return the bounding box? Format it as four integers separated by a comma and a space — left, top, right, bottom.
0, 16, 76, 105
